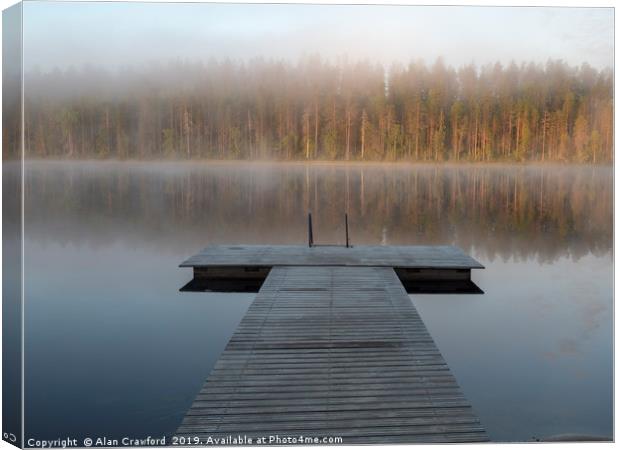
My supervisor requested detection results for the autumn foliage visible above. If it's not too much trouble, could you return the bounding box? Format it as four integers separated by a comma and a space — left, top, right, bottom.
19, 57, 613, 162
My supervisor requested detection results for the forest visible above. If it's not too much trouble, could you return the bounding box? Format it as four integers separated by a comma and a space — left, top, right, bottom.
14, 56, 613, 162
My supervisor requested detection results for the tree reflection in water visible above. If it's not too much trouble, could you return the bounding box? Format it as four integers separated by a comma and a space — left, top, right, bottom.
17, 162, 611, 264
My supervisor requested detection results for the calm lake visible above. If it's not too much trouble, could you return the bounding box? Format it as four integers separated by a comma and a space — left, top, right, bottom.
15, 161, 612, 442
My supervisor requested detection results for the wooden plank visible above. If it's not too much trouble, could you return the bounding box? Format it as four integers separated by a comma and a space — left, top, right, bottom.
175, 266, 487, 443
180, 244, 484, 269
181, 407, 477, 423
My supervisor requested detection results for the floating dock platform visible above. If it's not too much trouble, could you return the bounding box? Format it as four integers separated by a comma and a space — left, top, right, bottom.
180, 245, 484, 294
176, 245, 487, 444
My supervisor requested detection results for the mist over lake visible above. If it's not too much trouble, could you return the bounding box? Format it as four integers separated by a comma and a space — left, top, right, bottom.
9, 161, 611, 442
3, 1, 613, 445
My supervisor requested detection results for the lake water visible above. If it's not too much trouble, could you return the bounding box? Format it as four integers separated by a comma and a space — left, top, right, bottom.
14, 161, 612, 443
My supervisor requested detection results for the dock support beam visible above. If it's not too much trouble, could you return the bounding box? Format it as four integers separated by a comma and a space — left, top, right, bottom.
308, 213, 314, 247
345, 213, 350, 248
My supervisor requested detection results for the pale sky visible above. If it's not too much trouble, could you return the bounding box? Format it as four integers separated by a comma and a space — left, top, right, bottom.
22, 2, 614, 71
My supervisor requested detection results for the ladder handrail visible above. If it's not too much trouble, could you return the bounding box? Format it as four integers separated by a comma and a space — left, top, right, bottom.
307, 212, 351, 248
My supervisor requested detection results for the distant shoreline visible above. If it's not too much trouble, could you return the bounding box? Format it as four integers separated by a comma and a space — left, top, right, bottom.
9, 158, 613, 168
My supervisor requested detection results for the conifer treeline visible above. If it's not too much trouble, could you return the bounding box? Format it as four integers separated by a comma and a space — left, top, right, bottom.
21, 57, 613, 162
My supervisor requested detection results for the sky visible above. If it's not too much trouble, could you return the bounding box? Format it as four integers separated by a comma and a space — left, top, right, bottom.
22, 2, 614, 72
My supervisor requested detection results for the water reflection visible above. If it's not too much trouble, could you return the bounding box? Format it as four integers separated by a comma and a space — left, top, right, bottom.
15, 161, 612, 443
20, 162, 612, 261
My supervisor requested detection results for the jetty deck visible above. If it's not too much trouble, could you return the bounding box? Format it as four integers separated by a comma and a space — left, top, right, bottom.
180, 244, 484, 269
176, 245, 487, 444
180, 245, 484, 294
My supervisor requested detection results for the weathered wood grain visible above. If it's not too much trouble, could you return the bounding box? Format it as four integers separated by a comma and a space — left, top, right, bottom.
180, 245, 484, 269
175, 266, 487, 443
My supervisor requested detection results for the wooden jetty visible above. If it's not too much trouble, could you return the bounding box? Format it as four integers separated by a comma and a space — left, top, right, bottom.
176, 245, 487, 444
180, 245, 484, 294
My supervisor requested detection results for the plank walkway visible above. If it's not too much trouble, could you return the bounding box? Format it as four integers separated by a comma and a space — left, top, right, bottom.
176, 265, 488, 444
